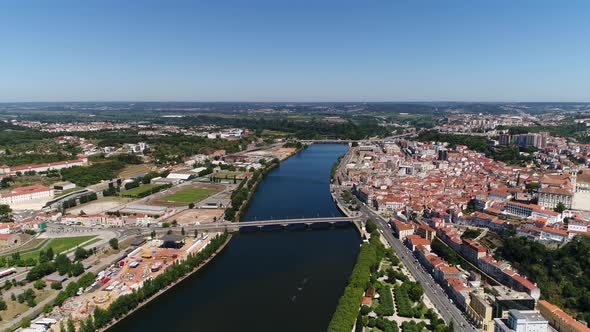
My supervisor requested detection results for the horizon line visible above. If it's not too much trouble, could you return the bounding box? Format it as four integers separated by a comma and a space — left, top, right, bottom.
1, 100, 590, 104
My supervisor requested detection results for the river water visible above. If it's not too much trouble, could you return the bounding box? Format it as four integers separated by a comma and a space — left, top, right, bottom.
108, 144, 360, 332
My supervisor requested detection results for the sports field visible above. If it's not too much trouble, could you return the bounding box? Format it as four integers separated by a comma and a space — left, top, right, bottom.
164, 187, 218, 203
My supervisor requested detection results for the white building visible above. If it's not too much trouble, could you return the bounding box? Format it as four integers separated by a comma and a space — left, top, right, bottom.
494, 310, 548, 332
0, 185, 54, 205
0, 158, 88, 176
567, 219, 589, 233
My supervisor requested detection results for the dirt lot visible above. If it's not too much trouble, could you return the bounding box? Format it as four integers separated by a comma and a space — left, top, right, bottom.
167, 208, 224, 225
118, 164, 153, 179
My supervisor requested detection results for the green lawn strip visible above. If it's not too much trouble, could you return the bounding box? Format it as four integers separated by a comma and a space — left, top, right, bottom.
164, 187, 218, 203
17, 236, 96, 262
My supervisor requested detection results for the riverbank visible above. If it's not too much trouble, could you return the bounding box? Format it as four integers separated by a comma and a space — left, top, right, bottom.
106, 143, 358, 332
327, 227, 384, 332
233, 144, 306, 221
100, 146, 298, 330
97, 233, 232, 332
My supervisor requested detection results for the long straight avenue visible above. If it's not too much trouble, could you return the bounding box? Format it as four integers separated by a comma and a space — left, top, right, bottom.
360, 205, 476, 332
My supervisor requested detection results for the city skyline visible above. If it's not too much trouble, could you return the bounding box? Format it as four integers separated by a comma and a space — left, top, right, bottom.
1, 0, 590, 102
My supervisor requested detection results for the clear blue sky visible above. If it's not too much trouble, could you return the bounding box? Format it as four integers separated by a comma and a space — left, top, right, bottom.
1, 0, 589, 102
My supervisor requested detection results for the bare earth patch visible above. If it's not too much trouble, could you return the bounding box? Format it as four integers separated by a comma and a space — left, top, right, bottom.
167, 208, 224, 225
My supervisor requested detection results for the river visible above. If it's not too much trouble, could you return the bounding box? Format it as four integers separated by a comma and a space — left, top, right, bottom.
108, 144, 360, 332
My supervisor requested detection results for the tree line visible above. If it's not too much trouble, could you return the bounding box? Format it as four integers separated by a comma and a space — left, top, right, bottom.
71, 233, 229, 332
224, 159, 280, 221
327, 225, 385, 332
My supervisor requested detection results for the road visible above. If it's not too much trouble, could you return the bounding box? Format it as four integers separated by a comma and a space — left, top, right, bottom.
361, 205, 475, 331
0, 247, 125, 330
333, 142, 474, 330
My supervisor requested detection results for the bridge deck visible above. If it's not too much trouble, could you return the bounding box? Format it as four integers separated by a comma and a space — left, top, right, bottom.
184, 216, 361, 231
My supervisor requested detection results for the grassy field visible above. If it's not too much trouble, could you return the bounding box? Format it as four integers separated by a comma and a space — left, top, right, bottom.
119, 164, 151, 179
164, 187, 218, 203
16, 236, 96, 262
121, 184, 163, 198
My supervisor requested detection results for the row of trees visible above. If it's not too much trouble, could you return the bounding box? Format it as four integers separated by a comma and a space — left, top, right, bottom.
224, 159, 280, 221
26, 247, 91, 281
375, 285, 394, 316
79, 192, 98, 204
327, 226, 385, 332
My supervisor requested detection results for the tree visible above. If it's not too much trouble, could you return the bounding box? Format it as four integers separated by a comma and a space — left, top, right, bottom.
408, 282, 424, 302
0, 204, 12, 223
194, 229, 199, 238
355, 311, 363, 332
554, 202, 566, 213
70, 262, 85, 276
51, 281, 63, 290
109, 238, 119, 250
74, 247, 90, 261
181, 227, 186, 236
20, 317, 31, 328
55, 254, 72, 275
188, 203, 195, 209
365, 219, 377, 234
33, 279, 46, 290
46, 247, 54, 261
67, 318, 75, 332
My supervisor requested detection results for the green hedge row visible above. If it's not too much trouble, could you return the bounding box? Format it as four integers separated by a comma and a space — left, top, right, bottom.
327, 234, 384, 332
394, 283, 414, 317
375, 285, 394, 316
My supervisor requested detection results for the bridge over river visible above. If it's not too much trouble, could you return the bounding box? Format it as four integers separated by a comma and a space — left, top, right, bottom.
178, 216, 363, 232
